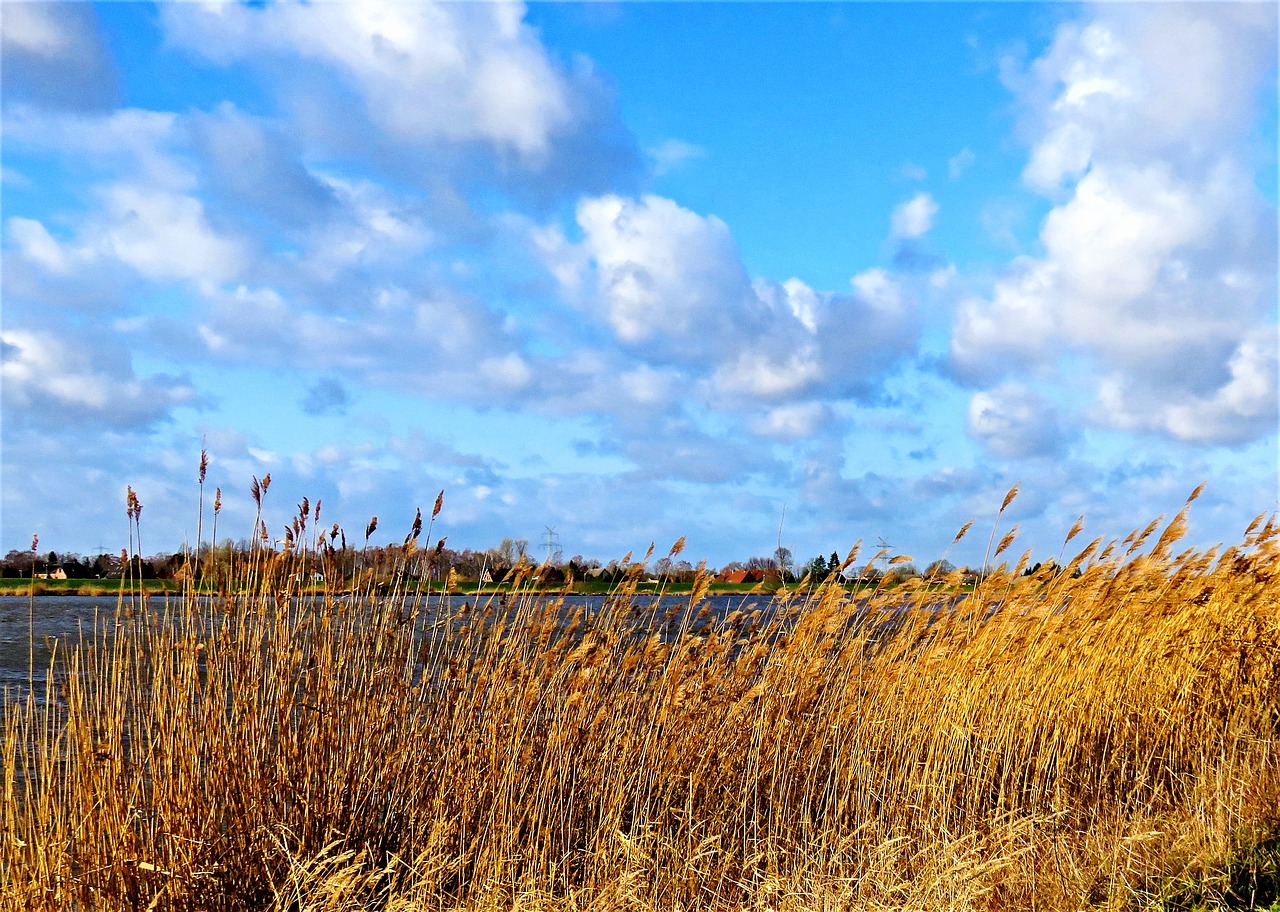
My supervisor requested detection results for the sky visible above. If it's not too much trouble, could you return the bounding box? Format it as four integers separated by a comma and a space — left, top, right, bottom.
1, 1, 1277, 570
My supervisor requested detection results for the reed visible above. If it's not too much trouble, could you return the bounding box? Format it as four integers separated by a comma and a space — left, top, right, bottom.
2, 484, 1278, 911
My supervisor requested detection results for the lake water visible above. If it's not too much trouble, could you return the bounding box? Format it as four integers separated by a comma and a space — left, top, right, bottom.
0, 591, 786, 704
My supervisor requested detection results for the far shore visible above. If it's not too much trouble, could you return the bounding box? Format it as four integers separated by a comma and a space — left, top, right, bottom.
0, 576, 920, 599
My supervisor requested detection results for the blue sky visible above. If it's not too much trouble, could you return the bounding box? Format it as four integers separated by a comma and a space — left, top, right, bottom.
2, 2, 1276, 570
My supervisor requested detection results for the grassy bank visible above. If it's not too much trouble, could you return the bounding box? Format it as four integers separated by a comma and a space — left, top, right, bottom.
3, 492, 1279, 911
0, 576, 881, 598
0, 578, 181, 597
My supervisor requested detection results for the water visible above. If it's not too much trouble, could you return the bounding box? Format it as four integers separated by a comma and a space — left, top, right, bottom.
0, 596, 129, 700
0, 591, 785, 703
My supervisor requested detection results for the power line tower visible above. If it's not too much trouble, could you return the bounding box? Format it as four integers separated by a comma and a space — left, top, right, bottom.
877, 537, 893, 576
542, 526, 561, 565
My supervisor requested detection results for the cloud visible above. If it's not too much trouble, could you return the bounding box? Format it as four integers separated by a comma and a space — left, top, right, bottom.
301, 378, 352, 417
571, 194, 754, 350
648, 139, 705, 176
1, 3, 118, 111
948, 148, 975, 179
545, 195, 918, 410
952, 4, 1277, 447
191, 104, 338, 228
1016, 4, 1276, 192
1, 328, 199, 429
749, 402, 831, 440
1095, 329, 1278, 447
967, 384, 1071, 460
163, 1, 574, 159
7, 217, 91, 276
890, 192, 939, 238
98, 184, 251, 284
4, 107, 183, 185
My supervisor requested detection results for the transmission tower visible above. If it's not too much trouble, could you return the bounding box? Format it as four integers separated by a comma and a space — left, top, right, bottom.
877, 537, 893, 575
542, 526, 561, 565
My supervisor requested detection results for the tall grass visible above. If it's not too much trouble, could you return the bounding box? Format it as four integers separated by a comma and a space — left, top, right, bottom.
2, 488, 1278, 911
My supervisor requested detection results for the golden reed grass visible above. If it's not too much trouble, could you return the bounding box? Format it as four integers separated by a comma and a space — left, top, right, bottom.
2, 488, 1278, 911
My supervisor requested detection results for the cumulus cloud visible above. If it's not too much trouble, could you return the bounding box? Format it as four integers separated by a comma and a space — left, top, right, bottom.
1, 3, 118, 111
967, 384, 1071, 460
163, 1, 574, 159
98, 184, 250, 284
890, 192, 939, 238
749, 402, 831, 440
544, 194, 918, 413
1017, 4, 1276, 192
1095, 329, 1278, 447
1, 328, 199, 429
191, 104, 337, 227
951, 4, 1277, 447
571, 194, 754, 349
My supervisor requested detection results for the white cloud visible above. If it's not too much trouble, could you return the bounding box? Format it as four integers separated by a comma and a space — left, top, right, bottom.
648, 139, 705, 175
6, 183, 249, 286
99, 185, 249, 284
951, 260, 1058, 382
1018, 5, 1276, 192
953, 4, 1277, 447
7, 218, 89, 275
749, 402, 830, 440
967, 384, 1070, 460
163, 1, 575, 158
543, 195, 918, 411
478, 353, 533, 393
300, 173, 433, 280
890, 192, 939, 238
4, 107, 183, 186
1, 328, 198, 428
1040, 163, 1204, 309
0, 3, 117, 111
712, 348, 823, 399
2, 3, 74, 56
1096, 329, 1277, 446
572, 194, 753, 348
948, 148, 975, 179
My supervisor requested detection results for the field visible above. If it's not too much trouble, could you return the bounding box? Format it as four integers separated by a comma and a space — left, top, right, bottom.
3, 488, 1279, 911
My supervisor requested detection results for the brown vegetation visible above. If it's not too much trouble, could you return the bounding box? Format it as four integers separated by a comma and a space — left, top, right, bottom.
2, 488, 1279, 910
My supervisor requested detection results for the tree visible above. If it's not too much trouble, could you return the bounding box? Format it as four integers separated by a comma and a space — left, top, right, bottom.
925, 559, 957, 579
886, 562, 920, 583
774, 546, 794, 576
497, 538, 528, 566
802, 554, 828, 582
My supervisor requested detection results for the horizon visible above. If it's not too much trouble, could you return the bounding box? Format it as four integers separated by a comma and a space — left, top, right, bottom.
2, 2, 1277, 570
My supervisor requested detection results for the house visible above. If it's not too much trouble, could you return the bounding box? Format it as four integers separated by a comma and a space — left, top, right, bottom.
716, 569, 765, 585
34, 567, 68, 580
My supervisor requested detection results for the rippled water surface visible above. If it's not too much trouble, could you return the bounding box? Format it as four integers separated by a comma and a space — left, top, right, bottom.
0, 591, 784, 705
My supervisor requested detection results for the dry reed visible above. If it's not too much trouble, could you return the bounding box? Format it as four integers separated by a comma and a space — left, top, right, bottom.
2, 489, 1278, 911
